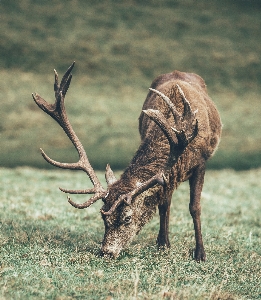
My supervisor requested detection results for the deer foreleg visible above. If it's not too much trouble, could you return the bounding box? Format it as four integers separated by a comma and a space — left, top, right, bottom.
189, 162, 206, 262
157, 193, 172, 248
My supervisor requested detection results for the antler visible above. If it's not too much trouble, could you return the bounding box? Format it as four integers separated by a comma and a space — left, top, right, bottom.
101, 85, 198, 215
145, 85, 198, 168
101, 172, 166, 215
32, 62, 108, 209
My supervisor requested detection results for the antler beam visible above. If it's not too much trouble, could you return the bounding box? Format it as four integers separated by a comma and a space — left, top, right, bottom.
32, 62, 107, 208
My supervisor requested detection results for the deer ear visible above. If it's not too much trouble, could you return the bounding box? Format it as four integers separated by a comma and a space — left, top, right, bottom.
105, 164, 117, 187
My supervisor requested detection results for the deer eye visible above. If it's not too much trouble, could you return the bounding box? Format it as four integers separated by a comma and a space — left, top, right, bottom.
124, 216, 132, 224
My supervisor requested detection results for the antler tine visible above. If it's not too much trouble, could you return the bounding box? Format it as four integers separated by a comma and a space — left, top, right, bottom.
175, 84, 195, 121
39, 147, 78, 170
59, 187, 97, 194
105, 164, 117, 187
68, 192, 107, 209
149, 88, 181, 123
60, 62, 75, 88
55, 61, 75, 98
33, 62, 107, 209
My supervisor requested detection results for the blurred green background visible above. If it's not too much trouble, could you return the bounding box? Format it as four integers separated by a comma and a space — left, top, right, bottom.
0, 0, 261, 170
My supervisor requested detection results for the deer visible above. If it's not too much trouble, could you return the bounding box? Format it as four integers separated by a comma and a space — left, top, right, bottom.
32, 62, 222, 262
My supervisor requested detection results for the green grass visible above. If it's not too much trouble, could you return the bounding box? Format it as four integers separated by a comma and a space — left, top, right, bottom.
1, 1, 261, 298
0, 0, 261, 169
0, 167, 261, 299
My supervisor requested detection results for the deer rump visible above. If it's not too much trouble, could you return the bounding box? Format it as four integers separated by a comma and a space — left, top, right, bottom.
33, 63, 222, 262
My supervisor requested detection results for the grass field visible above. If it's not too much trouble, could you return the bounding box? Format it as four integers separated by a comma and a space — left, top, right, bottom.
1, 1, 261, 298
0, 0, 261, 170
0, 167, 260, 299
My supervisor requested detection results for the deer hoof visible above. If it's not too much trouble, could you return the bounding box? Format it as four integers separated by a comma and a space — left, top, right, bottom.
156, 236, 171, 249
194, 247, 206, 262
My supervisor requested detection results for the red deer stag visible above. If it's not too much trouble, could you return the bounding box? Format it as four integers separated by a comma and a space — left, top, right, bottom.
33, 62, 221, 262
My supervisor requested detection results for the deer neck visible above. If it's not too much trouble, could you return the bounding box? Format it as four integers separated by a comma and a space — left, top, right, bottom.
123, 135, 170, 183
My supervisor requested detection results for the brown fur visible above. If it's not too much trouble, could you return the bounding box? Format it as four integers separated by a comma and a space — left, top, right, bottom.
33, 64, 221, 262
101, 70, 222, 261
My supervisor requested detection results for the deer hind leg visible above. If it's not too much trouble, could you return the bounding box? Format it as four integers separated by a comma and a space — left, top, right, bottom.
189, 162, 206, 262
157, 191, 172, 248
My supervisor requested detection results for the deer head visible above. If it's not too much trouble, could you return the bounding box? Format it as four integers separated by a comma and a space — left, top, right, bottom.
33, 62, 198, 258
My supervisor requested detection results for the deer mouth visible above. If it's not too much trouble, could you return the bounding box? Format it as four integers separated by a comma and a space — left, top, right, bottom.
100, 246, 121, 259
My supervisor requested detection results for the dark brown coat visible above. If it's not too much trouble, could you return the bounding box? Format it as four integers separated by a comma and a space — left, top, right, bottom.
101, 70, 221, 261
33, 63, 222, 262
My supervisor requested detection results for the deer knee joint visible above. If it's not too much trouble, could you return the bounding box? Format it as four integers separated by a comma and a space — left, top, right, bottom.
189, 203, 201, 217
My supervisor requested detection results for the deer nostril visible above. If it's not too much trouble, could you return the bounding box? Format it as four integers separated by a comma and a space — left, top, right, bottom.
100, 249, 116, 259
